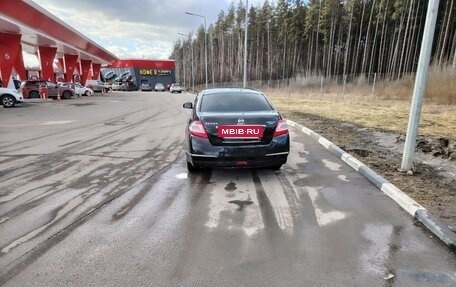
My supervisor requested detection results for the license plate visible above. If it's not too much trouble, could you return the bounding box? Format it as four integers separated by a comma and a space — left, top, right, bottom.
218, 125, 264, 138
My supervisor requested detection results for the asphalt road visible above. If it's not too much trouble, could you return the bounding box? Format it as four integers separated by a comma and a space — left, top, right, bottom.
0, 92, 455, 286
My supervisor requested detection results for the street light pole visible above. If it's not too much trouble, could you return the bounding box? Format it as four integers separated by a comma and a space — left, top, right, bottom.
185, 11, 208, 89
243, 0, 249, 88
401, 0, 440, 171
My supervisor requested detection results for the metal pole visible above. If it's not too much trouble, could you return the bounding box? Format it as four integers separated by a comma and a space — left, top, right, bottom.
401, 0, 440, 171
243, 0, 249, 88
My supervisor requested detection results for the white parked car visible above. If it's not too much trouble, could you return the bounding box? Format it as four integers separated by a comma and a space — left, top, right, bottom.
85, 80, 104, 92
169, 83, 183, 93
111, 82, 122, 91
154, 83, 165, 92
1, 87, 23, 108
74, 83, 94, 96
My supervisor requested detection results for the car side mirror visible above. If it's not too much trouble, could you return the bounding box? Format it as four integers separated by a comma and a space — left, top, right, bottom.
183, 102, 193, 109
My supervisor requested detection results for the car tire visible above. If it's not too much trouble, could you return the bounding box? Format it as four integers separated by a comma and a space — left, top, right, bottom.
187, 161, 200, 172
29, 90, 40, 98
270, 165, 282, 170
62, 91, 72, 99
84, 91, 91, 96
1, 95, 16, 108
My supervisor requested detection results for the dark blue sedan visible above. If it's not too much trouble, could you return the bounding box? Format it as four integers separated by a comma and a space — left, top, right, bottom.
183, 88, 290, 172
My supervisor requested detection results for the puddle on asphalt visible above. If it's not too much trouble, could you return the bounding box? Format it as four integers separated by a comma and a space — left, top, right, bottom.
224, 182, 237, 191
293, 178, 307, 187
346, 148, 371, 157
228, 199, 253, 211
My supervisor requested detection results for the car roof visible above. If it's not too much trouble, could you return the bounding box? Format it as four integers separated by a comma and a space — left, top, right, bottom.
200, 87, 263, 96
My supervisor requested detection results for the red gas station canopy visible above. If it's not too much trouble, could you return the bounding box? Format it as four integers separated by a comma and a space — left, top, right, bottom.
0, 0, 118, 64
109, 59, 175, 69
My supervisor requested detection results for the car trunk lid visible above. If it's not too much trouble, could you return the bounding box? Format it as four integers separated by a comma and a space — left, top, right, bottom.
199, 112, 281, 146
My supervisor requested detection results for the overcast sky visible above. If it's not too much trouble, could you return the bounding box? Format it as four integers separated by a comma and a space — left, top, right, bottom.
30, 0, 263, 60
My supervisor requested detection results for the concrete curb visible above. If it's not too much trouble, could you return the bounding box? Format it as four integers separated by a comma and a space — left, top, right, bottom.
287, 119, 456, 251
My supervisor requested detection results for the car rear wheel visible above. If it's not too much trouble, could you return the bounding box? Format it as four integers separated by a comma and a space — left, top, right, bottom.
270, 165, 282, 170
84, 91, 91, 96
29, 90, 39, 98
1, 95, 16, 108
187, 161, 201, 172
62, 91, 72, 99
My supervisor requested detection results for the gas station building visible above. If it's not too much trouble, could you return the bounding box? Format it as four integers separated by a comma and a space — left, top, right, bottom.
0, 0, 174, 88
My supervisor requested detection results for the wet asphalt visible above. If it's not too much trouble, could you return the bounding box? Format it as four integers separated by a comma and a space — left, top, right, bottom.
0, 92, 455, 286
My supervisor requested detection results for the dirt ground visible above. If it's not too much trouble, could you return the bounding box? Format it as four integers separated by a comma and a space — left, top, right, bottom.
280, 109, 456, 231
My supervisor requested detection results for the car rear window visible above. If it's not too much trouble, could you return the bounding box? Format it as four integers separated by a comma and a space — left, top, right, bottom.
200, 92, 273, 112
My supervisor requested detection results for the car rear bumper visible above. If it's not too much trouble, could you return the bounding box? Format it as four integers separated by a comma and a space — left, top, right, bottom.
187, 134, 289, 168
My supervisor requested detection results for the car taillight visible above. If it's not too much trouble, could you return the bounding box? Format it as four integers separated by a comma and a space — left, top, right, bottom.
273, 119, 288, 137
189, 121, 208, 139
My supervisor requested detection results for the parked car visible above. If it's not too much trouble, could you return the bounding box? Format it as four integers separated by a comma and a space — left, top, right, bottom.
13, 79, 21, 89
102, 71, 116, 81
74, 83, 94, 96
120, 82, 138, 91
182, 88, 289, 172
103, 82, 112, 92
115, 71, 131, 82
140, 82, 153, 91
154, 83, 165, 92
57, 82, 74, 88
1, 87, 23, 108
20, 80, 74, 99
111, 82, 123, 91
85, 80, 104, 92
169, 83, 183, 93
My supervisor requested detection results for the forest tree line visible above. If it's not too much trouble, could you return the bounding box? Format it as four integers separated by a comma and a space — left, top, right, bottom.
170, 0, 456, 86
